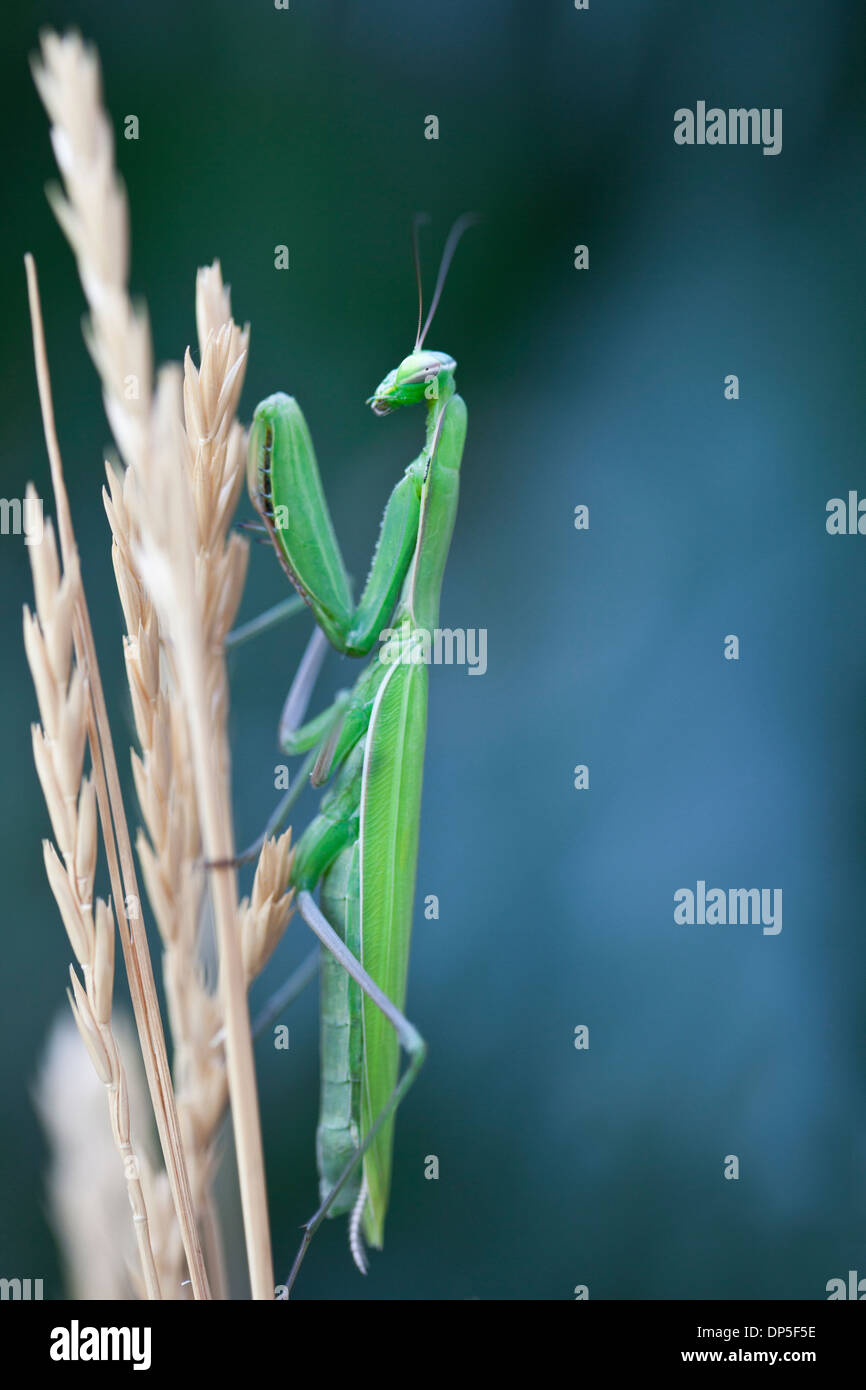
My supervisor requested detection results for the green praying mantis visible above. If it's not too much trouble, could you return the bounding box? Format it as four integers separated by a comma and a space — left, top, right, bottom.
239, 215, 477, 1289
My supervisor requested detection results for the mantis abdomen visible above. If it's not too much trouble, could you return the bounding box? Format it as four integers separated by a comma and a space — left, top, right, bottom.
316, 843, 362, 1214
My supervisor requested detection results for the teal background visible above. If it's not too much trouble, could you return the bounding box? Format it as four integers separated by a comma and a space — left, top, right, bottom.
2, 0, 866, 1299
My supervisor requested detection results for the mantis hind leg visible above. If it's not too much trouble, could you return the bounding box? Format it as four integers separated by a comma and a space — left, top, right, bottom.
285, 888, 426, 1294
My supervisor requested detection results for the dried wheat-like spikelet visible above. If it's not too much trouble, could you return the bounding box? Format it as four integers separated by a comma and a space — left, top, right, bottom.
31, 30, 151, 474
240, 829, 296, 983
102, 454, 222, 1298
180, 262, 296, 1073
28, 40, 211, 1298
24, 499, 161, 1299
131, 369, 274, 1299
32, 29, 295, 1300
104, 266, 295, 1298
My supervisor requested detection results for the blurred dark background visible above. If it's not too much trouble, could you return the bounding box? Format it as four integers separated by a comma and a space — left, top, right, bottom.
2, 0, 866, 1299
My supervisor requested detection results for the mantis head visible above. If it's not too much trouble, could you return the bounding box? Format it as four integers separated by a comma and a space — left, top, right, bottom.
368, 213, 477, 417
368, 350, 456, 416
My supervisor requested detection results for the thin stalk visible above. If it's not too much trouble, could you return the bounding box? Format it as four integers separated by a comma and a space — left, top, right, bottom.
179, 627, 274, 1299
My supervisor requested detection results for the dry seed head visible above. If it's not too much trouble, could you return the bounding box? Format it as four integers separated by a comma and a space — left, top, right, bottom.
196, 261, 233, 345
44, 579, 75, 692
112, 1055, 131, 1149
67, 967, 112, 1085
32, 724, 74, 859
74, 776, 98, 900
30, 28, 201, 1300
135, 832, 173, 946
31, 30, 124, 286
56, 665, 88, 804
240, 830, 295, 981
137, 611, 160, 700
110, 538, 142, 637
102, 462, 128, 536
32, 32, 153, 472
23, 608, 60, 738
92, 897, 115, 1025
123, 637, 152, 750
26, 494, 60, 617
44, 840, 94, 967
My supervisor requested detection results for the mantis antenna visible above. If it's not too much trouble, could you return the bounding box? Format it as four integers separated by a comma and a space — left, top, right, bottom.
415, 211, 480, 351
412, 211, 431, 351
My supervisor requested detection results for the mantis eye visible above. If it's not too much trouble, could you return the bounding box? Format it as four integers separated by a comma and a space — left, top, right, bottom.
396, 355, 441, 386
395, 351, 455, 387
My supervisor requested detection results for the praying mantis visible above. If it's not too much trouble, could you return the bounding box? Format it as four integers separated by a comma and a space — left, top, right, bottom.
242, 216, 476, 1288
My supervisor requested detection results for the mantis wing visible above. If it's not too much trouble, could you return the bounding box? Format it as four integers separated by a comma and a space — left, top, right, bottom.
359, 655, 428, 1246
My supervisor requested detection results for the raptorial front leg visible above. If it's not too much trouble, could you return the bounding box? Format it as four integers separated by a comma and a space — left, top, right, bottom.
249, 394, 423, 656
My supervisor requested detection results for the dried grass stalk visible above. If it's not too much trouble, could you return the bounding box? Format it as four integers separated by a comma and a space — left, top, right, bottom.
132, 369, 274, 1299
31, 29, 226, 1299
24, 253, 211, 1300
104, 266, 294, 1298
24, 502, 160, 1299
31, 29, 296, 1300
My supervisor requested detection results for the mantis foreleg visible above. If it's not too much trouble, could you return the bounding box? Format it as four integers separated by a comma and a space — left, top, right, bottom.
248, 394, 425, 656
